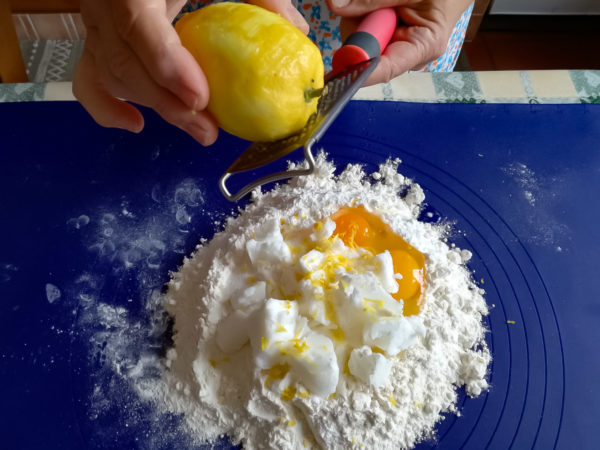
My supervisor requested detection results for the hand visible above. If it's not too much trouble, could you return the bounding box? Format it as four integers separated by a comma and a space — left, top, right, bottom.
326, 0, 473, 85
73, 0, 308, 146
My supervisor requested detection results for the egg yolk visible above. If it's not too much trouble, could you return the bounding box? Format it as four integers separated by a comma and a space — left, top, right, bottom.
389, 250, 423, 316
331, 206, 426, 315
332, 211, 370, 247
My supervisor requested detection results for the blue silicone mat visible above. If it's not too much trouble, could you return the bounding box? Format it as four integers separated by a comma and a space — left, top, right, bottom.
0, 100, 599, 449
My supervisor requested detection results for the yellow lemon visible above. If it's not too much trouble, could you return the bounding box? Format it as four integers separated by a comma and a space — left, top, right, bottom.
176, 2, 324, 142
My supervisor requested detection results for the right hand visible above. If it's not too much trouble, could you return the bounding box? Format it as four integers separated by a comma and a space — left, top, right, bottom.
327, 0, 472, 85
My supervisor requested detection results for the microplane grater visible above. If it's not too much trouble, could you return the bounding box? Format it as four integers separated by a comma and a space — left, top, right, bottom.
218, 57, 379, 202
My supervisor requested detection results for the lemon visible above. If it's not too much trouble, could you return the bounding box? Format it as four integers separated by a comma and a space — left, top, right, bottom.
176, 2, 324, 142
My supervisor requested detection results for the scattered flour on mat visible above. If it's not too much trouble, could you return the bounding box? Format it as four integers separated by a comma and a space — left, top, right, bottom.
501, 162, 569, 248
502, 162, 538, 206
66, 176, 231, 448
45, 283, 62, 303
143, 155, 491, 449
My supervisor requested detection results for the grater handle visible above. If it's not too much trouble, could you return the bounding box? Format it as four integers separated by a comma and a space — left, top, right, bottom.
331, 8, 397, 74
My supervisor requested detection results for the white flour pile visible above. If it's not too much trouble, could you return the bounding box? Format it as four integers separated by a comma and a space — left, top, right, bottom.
155, 155, 490, 449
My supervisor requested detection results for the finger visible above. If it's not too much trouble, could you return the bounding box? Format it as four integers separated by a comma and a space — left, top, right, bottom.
326, 0, 408, 17
108, 64, 218, 146
111, 0, 209, 111
73, 49, 144, 132
249, 0, 310, 34
98, 41, 218, 145
185, 109, 219, 146
166, 0, 187, 22
363, 39, 423, 85
88, 11, 218, 146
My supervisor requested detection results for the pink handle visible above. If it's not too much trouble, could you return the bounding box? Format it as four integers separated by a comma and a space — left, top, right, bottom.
331, 8, 397, 74
356, 8, 397, 53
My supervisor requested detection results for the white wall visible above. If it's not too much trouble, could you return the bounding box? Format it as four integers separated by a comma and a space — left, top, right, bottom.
490, 0, 600, 15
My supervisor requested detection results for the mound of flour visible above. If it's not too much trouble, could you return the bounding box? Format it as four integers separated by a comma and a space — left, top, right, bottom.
156, 155, 490, 449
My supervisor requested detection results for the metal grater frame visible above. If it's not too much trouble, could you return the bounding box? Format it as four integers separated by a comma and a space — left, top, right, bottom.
218, 57, 379, 201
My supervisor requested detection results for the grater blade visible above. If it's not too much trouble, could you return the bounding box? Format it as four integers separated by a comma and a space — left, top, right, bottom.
219, 57, 379, 201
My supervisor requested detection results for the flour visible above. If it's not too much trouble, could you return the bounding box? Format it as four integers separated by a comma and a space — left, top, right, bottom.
154, 155, 491, 449
501, 161, 569, 248
45, 283, 62, 304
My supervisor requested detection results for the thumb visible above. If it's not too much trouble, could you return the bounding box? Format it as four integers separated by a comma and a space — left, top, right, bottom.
326, 0, 404, 17
249, 0, 310, 34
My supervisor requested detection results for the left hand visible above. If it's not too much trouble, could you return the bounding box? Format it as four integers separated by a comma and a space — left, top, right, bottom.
73, 0, 308, 146
326, 0, 473, 85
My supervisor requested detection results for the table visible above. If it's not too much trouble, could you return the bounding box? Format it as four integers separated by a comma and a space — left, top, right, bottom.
1, 70, 599, 104
1, 74, 599, 449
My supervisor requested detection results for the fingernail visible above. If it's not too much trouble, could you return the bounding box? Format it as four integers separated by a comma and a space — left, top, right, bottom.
186, 122, 214, 146
127, 119, 144, 134
183, 90, 200, 112
332, 0, 351, 8
287, 4, 309, 32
